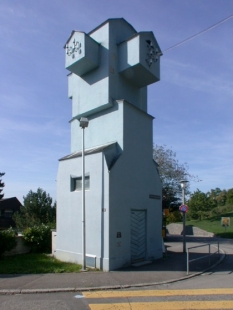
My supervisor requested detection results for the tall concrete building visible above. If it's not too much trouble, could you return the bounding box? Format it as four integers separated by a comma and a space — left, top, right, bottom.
55, 18, 163, 271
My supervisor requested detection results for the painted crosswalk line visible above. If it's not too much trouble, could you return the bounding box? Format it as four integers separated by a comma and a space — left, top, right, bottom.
88, 300, 233, 310
83, 288, 233, 298
82, 288, 233, 310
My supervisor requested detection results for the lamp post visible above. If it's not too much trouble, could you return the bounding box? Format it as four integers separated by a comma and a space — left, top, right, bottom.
79, 117, 89, 271
180, 180, 189, 253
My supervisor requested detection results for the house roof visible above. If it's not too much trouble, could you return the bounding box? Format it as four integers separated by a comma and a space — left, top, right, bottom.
88, 18, 137, 36
0, 197, 22, 210
59, 141, 118, 161
59, 141, 122, 170
64, 18, 137, 48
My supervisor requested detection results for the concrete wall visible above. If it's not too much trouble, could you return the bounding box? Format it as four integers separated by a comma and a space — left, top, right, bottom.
4, 234, 30, 256
68, 19, 156, 153
52, 230, 57, 256
108, 101, 162, 270
71, 102, 124, 153
56, 151, 110, 269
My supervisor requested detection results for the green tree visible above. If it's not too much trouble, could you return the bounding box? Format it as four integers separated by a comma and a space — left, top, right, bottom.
206, 188, 219, 208
166, 210, 182, 224
153, 145, 198, 210
188, 189, 214, 220
206, 188, 227, 207
13, 188, 56, 230
226, 188, 233, 205
216, 189, 227, 206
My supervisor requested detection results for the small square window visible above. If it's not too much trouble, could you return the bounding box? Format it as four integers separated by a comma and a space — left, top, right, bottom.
71, 175, 90, 191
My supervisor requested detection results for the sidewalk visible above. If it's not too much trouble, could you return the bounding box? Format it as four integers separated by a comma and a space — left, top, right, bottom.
0, 237, 225, 294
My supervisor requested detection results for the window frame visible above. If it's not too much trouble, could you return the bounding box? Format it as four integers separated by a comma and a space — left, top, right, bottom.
71, 174, 90, 192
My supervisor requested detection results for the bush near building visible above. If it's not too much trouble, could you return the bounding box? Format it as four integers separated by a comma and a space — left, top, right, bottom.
23, 224, 51, 253
0, 227, 17, 257
13, 188, 56, 231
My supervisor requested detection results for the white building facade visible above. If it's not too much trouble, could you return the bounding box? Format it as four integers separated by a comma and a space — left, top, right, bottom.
56, 18, 163, 271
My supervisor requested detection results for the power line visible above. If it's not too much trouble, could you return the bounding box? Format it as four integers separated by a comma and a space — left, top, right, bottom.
163, 13, 233, 53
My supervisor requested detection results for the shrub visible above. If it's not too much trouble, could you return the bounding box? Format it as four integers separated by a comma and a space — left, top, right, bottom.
221, 204, 233, 214
23, 224, 51, 253
0, 227, 17, 257
166, 211, 182, 224
210, 207, 221, 218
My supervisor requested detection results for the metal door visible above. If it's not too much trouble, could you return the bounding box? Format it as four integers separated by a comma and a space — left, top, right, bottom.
131, 210, 146, 262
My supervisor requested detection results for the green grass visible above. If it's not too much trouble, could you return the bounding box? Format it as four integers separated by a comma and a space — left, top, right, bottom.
0, 253, 82, 274
186, 211, 233, 239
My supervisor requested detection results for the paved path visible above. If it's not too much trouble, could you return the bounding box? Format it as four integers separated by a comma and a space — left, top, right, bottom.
0, 236, 226, 294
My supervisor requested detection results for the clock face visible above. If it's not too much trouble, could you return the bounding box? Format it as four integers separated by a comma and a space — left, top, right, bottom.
65, 33, 84, 70
66, 39, 82, 59
118, 33, 161, 87
65, 32, 100, 77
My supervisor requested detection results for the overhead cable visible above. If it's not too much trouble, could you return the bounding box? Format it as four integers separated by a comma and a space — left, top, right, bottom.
163, 14, 233, 53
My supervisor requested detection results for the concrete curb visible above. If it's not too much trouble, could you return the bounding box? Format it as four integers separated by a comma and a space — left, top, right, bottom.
0, 249, 226, 295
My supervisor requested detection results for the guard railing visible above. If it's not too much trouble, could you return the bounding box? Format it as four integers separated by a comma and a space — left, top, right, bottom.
187, 242, 220, 275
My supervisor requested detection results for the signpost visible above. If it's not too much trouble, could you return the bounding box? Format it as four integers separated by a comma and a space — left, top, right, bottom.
179, 205, 189, 213
221, 217, 230, 233
179, 180, 189, 253
179, 204, 189, 253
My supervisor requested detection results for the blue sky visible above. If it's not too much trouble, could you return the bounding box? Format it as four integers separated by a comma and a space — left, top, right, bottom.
1, 0, 233, 203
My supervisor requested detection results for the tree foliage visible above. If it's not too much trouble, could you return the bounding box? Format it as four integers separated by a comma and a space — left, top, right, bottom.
206, 188, 226, 207
226, 188, 233, 205
187, 187, 233, 220
188, 189, 215, 220
23, 224, 52, 253
153, 145, 198, 210
13, 188, 56, 231
0, 227, 17, 257
165, 210, 182, 224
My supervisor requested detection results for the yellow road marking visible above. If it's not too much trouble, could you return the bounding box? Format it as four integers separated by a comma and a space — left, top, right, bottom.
89, 300, 233, 310
83, 288, 233, 298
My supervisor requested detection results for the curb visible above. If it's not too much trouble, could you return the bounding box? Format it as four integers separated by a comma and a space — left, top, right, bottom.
0, 249, 226, 295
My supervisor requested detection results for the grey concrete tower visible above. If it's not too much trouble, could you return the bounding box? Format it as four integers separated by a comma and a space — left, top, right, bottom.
56, 18, 163, 271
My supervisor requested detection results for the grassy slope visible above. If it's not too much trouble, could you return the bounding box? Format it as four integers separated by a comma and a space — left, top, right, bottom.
186, 211, 233, 239
0, 253, 82, 274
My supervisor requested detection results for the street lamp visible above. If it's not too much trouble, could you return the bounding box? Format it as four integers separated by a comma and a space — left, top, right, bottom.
79, 117, 89, 271
180, 179, 189, 253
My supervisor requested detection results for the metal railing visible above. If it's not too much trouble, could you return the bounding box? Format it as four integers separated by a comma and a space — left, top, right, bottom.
187, 242, 220, 275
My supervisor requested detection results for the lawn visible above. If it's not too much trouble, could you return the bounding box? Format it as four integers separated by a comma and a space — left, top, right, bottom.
186, 211, 233, 239
0, 253, 82, 274
2, 212, 232, 274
